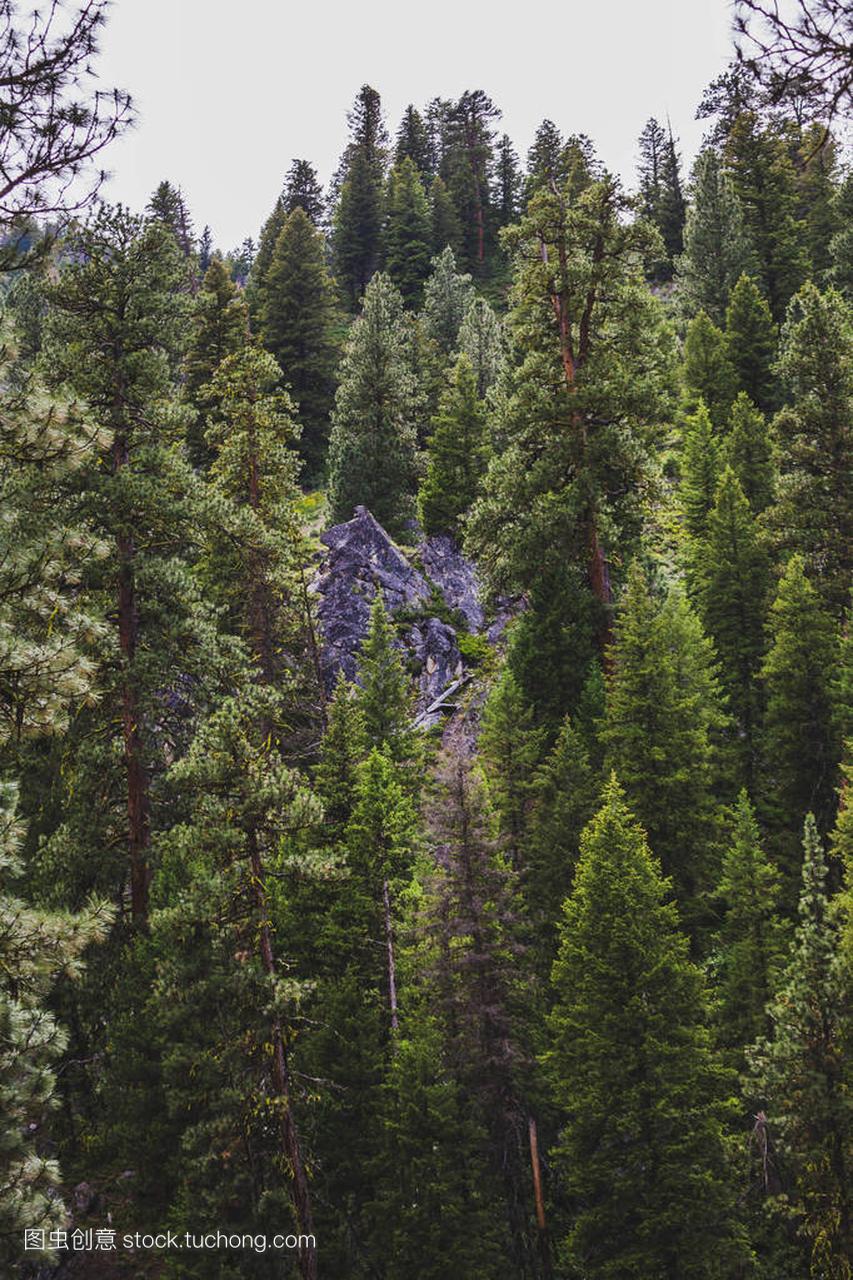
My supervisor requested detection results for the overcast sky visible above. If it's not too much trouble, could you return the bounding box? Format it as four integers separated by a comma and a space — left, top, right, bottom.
94, 0, 735, 251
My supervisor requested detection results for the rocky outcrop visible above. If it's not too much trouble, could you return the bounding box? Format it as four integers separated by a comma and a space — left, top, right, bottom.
313, 506, 486, 715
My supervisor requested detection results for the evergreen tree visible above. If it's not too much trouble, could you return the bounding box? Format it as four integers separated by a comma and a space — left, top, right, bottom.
356, 591, 416, 769
676, 147, 755, 324
636, 117, 685, 278
771, 283, 853, 620
525, 714, 598, 974
245, 195, 286, 319
723, 391, 776, 514
680, 400, 723, 543
493, 133, 521, 229
326, 272, 419, 535
828, 168, 853, 301
283, 157, 325, 224
394, 104, 430, 175
724, 113, 809, 322
182, 256, 250, 464
466, 174, 677, 665
793, 126, 840, 285
0, 787, 109, 1271
147, 178, 194, 255
333, 85, 388, 308
419, 354, 489, 537
384, 156, 432, 305
546, 777, 747, 1279
683, 309, 738, 427
602, 564, 726, 920
314, 673, 367, 845
440, 90, 499, 272
714, 790, 785, 1054
457, 295, 504, 397
259, 206, 338, 477
421, 246, 474, 355
478, 667, 545, 870
747, 816, 850, 1278
428, 174, 464, 258
698, 466, 770, 786
725, 273, 778, 412
761, 556, 840, 882
197, 223, 212, 272
525, 118, 564, 198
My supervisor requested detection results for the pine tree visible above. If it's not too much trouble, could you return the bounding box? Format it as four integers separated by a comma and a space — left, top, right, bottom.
747, 816, 850, 1277
525, 714, 598, 974
493, 133, 521, 229
147, 178, 194, 255
546, 777, 747, 1279
0, 786, 109, 1270
326, 272, 419, 535
714, 790, 785, 1054
761, 556, 840, 883
384, 156, 432, 306
440, 90, 499, 272
182, 256, 249, 464
421, 246, 474, 355
725, 273, 778, 412
457, 295, 504, 397
675, 147, 755, 324
466, 174, 677, 664
419, 354, 489, 537
259, 206, 338, 477
698, 466, 770, 786
793, 126, 840, 285
771, 283, 853, 620
428, 174, 464, 258
525, 118, 564, 198
478, 667, 545, 870
724, 113, 809, 322
356, 591, 416, 769
723, 391, 776, 514
680, 400, 723, 543
602, 564, 726, 921
197, 223, 212, 272
417, 739, 535, 1274
283, 157, 325, 224
333, 86, 388, 308
683, 309, 738, 427
637, 117, 685, 279
245, 195, 286, 319
828, 169, 853, 301
394, 105, 431, 175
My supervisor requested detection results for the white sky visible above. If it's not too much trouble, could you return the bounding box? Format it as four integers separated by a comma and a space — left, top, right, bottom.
94, 0, 735, 251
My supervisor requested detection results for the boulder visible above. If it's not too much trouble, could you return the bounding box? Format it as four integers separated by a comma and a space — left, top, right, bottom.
419, 534, 484, 632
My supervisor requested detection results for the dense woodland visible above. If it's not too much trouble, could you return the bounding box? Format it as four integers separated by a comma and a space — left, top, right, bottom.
1, 0, 852, 1277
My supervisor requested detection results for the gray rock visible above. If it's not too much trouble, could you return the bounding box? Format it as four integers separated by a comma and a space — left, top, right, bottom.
408, 616, 464, 708
419, 534, 484, 632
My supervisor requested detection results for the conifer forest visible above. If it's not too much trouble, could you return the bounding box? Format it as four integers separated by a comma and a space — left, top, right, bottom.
1, 0, 852, 1276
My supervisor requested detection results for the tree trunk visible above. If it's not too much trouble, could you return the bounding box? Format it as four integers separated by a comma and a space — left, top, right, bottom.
528, 1115, 552, 1277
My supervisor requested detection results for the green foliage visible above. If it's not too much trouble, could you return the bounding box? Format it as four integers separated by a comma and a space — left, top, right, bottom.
602, 563, 727, 922
421, 246, 474, 355
676, 147, 756, 324
760, 556, 840, 883
385, 156, 432, 305
357, 592, 417, 770
327, 272, 419, 535
419, 353, 489, 537
680, 400, 722, 542
683, 309, 737, 427
724, 113, 809, 322
723, 392, 776, 514
546, 777, 748, 1279
258, 206, 338, 477
427, 174, 464, 258
713, 790, 785, 1054
771, 283, 853, 620
636, 117, 686, 279
479, 667, 545, 867
746, 816, 851, 1278
182, 256, 249, 464
697, 466, 770, 786
725, 273, 778, 411
457, 295, 504, 397
334, 149, 385, 308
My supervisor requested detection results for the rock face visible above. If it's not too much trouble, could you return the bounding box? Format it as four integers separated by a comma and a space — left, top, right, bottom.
314, 506, 484, 713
